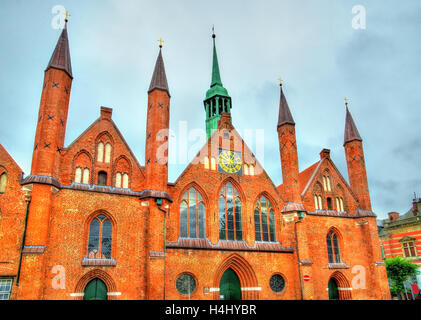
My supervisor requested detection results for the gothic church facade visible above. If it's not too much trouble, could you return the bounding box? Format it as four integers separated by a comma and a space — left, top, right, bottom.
0, 22, 390, 300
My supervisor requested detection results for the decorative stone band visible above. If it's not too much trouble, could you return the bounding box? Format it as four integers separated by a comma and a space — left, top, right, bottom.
70, 293, 84, 297
166, 238, 294, 253
328, 262, 350, 269
22, 245, 45, 254
20, 175, 173, 203
208, 287, 262, 292
307, 208, 377, 219
375, 261, 386, 266
149, 251, 165, 258
81, 258, 117, 267
326, 287, 353, 291
70, 292, 121, 297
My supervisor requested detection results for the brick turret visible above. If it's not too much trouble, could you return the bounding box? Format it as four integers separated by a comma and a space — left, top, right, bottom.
31, 21, 73, 177
277, 83, 301, 204
145, 47, 170, 191
344, 104, 372, 210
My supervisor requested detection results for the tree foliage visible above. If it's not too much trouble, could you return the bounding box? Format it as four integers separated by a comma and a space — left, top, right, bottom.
385, 257, 420, 295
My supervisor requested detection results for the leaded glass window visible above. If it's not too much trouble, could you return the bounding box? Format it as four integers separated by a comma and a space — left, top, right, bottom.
176, 273, 196, 295
255, 196, 276, 242
88, 215, 112, 259
180, 188, 205, 238
0, 279, 13, 300
269, 274, 285, 293
327, 230, 341, 263
219, 182, 242, 241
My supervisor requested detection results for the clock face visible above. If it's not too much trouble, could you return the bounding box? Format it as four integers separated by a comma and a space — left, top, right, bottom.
218, 149, 243, 175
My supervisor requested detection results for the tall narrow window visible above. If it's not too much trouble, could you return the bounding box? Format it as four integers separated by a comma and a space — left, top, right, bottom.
179, 188, 205, 238
254, 196, 276, 242
87, 215, 112, 259
244, 164, 249, 176
75, 168, 82, 183
249, 165, 255, 176
0, 173, 7, 193
83, 168, 90, 184
323, 176, 327, 191
97, 142, 104, 162
122, 173, 129, 189
327, 197, 333, 210
105, 143, 112, 163
98, 171, 107, 186
211, 158, 217, 171
204, 157, 210, 170
219, 182, 242, 241
314, 195, 319, 210
327, 230, 341, 263
318, 196, 323, 210
326, 176, 332, 191
115, 172, 122, 188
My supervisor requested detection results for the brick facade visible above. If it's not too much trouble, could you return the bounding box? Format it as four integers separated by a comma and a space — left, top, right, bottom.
0, 24, 390, 300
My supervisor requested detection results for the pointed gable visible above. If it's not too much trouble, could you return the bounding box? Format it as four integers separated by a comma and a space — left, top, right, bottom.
46, 23, 73, 78
58, 107, 145, 188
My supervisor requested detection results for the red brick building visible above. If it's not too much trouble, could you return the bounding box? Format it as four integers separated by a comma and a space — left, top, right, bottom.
0, 22, 390, 300
378, 198, 421, 289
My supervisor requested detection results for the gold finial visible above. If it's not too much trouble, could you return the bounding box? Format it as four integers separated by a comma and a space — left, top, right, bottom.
278, 77, 283, 86
158, 38, 164, 48
344, 97, 349, 106
64, 11, 71, 23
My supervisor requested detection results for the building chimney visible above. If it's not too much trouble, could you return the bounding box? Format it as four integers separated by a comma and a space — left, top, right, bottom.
388, 212, 400, 221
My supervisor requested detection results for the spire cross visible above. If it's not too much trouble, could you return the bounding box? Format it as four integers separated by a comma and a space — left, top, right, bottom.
278, 77, 283, 86
64, 11, 71, 23
158, 38, 164, 48
344, 97, 349, 106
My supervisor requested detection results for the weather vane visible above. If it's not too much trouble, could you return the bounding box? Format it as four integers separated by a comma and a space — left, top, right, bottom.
158, 38, 164, 48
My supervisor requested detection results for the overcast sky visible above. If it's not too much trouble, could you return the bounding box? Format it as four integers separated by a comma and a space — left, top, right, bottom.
0, 0, 420, 219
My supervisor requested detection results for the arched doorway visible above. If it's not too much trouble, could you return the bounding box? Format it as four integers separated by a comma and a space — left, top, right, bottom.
84, 278, 108, 300
328, 278, 339, 300
219, 268, 242, 300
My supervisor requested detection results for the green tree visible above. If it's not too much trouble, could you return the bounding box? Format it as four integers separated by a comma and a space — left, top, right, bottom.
385, 257, 420, 300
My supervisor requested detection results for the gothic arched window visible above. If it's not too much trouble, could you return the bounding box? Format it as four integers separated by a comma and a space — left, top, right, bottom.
98, 171, 107, 186
104, 143, 112, 163
254, 196, 276, 242
75, 167, 82, 183
219, 182, 242, 241
327, 230, 341, 263
97, 142, 104, 162
0, 173, 7, 193
87, 215, 112, 259
180, 188, 205, 238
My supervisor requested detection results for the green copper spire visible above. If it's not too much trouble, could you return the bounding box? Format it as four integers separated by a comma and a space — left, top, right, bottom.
211, 35, 222, 87
204, 30, 232, 138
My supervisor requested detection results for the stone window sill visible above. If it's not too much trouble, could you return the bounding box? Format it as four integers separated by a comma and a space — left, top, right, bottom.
82, 258, 116, 267
328, 262, 349, 269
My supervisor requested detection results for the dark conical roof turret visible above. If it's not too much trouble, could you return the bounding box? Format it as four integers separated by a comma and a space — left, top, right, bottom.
148, 48, 170, 96
277, 84, 295, 127
46, 22, 73, 78
344, 105, 362, 145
